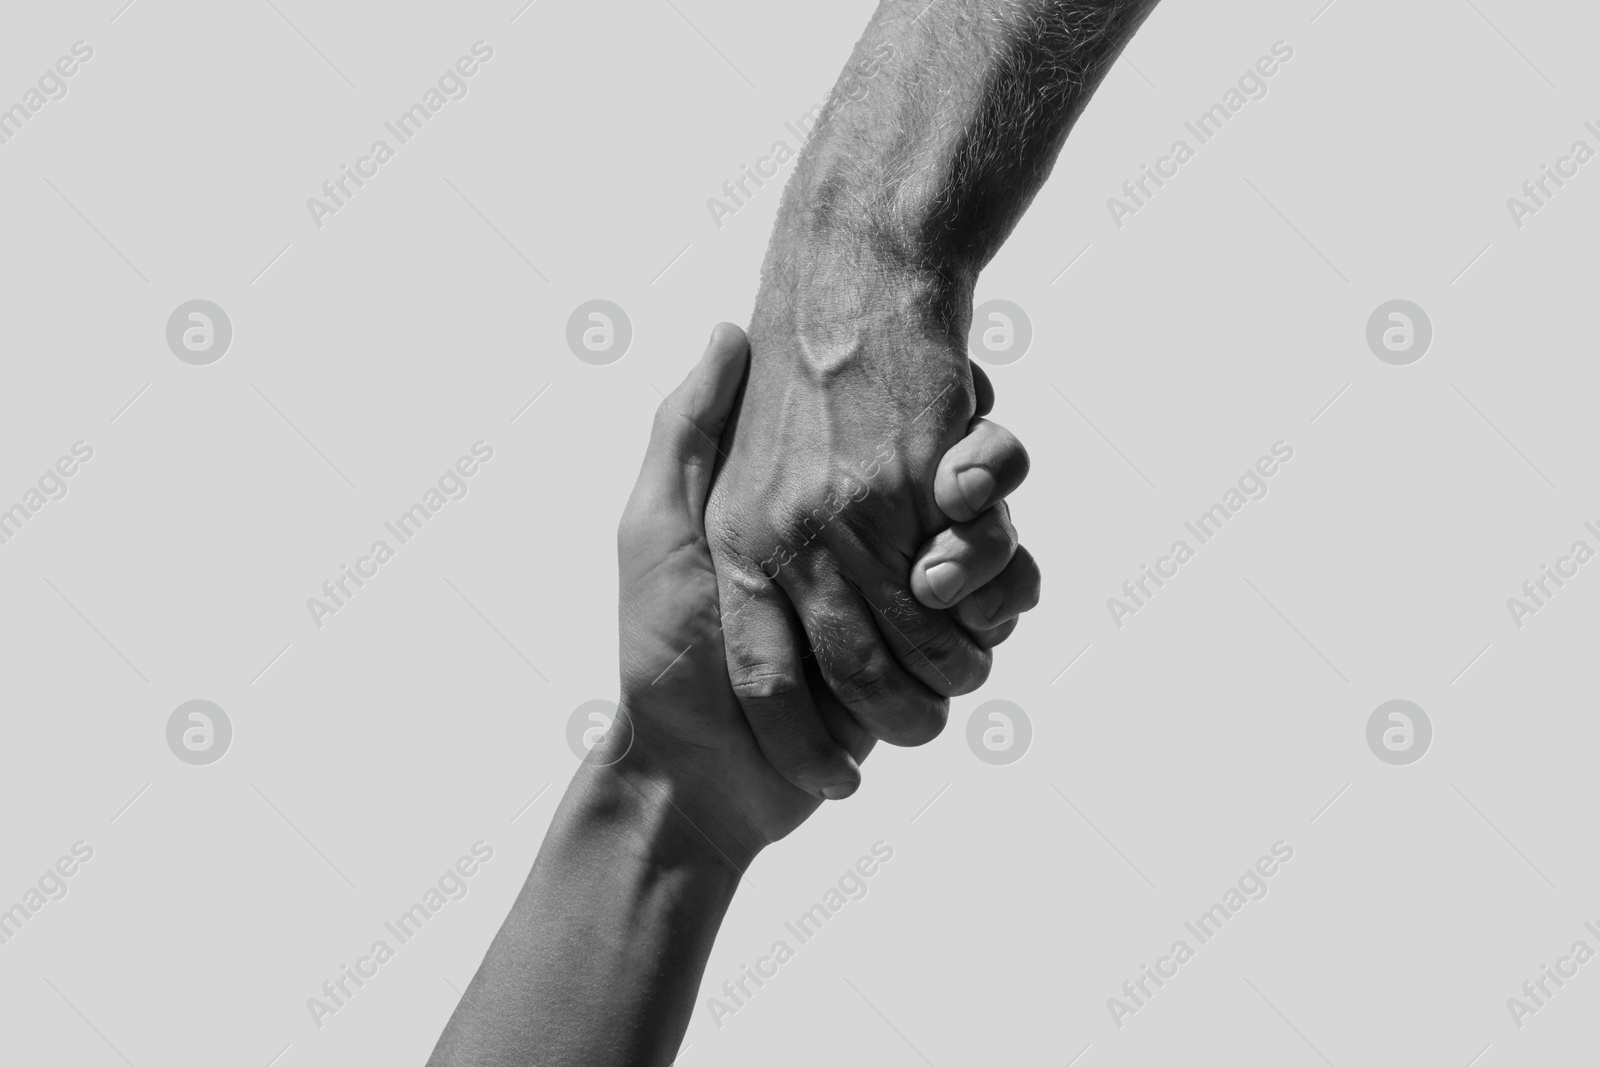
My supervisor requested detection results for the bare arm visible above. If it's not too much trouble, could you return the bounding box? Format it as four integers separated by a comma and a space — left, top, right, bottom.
775, 0, 1162, 297
426, 328, 1039, 1066
425, 759, 750, 1067
709, 0, 1161, 795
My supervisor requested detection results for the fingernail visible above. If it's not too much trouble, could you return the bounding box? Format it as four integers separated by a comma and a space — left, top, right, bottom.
956, 467, 996, 513
925, 560, 967, 604
821, 781, 858, 801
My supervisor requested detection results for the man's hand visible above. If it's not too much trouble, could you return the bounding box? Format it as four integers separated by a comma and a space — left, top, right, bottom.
706, 273, 988, 799
706, 0, 1157, 800
911, 413, 1040, 646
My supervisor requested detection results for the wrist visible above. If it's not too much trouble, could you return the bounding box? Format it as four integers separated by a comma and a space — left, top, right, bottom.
752, 224, 970, 365
571, 734, 764, 878
768, 186, 970, 308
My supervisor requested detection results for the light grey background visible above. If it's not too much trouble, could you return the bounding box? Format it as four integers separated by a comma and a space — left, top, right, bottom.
2, 0, 1595, 1064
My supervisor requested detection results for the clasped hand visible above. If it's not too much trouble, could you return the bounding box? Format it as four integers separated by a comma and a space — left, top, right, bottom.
614, 324, 1040, 856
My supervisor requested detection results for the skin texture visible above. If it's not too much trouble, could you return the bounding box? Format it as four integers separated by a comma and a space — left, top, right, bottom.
708, 0, 1163, 800
426, 325, 1040, 1066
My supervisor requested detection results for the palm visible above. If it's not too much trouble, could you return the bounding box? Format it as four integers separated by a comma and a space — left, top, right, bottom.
618, 517, 824, 848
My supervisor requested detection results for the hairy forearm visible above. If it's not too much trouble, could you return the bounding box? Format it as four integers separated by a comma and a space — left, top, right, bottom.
427, 758, 751, 1067
766, 0, 1160, 313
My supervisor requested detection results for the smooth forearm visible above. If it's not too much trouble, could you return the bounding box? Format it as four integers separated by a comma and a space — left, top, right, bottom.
427, 757, 752, 1067
766, 0, 1160, 304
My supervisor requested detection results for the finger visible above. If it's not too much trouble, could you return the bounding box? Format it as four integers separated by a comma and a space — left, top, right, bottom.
909, 502, 1018, 610
789, 570, 950, 747
640, 322, 749, 515
934, 417, 1030, 523
813, 516, 995, 699
953, 614, 1017, 646
967, 616, 1018, 650
848, 571, 995, 699
715, 564, 863, 799
952, 543, 1041, 635
970, 361, 995, 418
802, 654, 876, 765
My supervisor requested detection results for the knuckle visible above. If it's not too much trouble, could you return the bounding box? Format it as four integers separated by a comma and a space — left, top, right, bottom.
728, 665, 802, 704
998, 427, 1028, 464
982, 424, 1025, 470
955, 598, 996, 633
909, 617, 968, 666
1013, 550, 1043, 608
815, 635, 946, 745
722, 476, 857, 575
945, 654, 992, 697
1014, 574, 1042, 613
909, 623, 990, 695
827, 646, 896, 708
705, 493, 758, 566
976, 618, 1019, 648
983, 512, 1018, 555
789, 466, 874, 536
1012, 439, 1032, 480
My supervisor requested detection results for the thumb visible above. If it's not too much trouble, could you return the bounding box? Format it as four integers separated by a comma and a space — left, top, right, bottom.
642, 322, 749, 513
